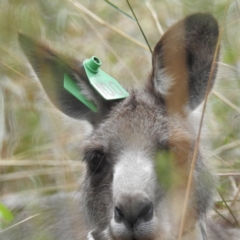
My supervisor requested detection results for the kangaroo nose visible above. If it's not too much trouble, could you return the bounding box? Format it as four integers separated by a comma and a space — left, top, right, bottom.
114, 194, 153, 227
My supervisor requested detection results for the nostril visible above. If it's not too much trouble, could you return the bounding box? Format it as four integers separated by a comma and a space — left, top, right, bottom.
138, 201, 153, 222
114, 199, 154, 228
114, 206, 124, 223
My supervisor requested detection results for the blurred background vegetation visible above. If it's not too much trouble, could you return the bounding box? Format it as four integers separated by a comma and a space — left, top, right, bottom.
0, 0, 239, 227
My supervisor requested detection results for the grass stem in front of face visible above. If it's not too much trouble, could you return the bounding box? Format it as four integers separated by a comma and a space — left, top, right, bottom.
177, 1, 230, 239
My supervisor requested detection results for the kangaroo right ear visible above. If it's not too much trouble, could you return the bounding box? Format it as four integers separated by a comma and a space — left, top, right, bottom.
18, 33, 118, 126
150, 13, 219, 117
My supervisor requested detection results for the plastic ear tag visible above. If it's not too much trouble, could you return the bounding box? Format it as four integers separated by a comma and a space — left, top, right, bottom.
83, 56, 129, 100
64, 74, 97, 112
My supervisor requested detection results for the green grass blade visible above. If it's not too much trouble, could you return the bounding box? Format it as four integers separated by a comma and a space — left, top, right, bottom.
214, 208, 232, 225
104, 0, 136, 21
0, 203, 14, 226
126, 0, 152, 53
218, 192, 240, 227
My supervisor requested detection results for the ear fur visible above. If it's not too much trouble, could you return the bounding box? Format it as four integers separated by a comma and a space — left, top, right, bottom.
150, 13, 219, 116
18, 33, 118, 125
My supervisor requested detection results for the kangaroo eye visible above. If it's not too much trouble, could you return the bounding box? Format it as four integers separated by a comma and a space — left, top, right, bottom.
87, 151, 106, 173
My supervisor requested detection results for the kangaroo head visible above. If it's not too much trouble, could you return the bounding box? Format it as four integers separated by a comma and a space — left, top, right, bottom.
19, 13, 219, 240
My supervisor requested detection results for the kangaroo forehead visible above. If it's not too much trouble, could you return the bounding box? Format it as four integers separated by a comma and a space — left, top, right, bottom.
89, 92, 167, 149
86, 91, 194, 156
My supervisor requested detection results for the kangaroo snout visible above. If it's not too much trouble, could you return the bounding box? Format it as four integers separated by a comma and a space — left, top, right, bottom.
114, 193, 153, 228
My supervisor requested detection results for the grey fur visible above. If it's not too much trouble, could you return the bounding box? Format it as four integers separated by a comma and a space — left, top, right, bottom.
2, 13, 240, 240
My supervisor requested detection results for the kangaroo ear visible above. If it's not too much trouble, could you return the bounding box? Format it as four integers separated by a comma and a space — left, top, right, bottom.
150, 13, 219, 116
18, 33, 117, 125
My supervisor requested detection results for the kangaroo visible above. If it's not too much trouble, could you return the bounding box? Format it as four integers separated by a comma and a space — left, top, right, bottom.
2, 13, 240, 240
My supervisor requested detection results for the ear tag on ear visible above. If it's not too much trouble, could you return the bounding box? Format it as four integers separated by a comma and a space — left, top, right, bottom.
64, 74, 98, 112
83, 56, 129, 100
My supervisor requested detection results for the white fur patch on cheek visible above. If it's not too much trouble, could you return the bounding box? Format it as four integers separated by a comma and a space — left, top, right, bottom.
113, 163, 124, 180
87, 231, 94, 240
154, 68, 175, 95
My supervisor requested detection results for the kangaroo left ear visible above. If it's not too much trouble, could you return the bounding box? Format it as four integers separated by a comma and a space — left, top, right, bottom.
150, 13, 219, 116
18, 33, 120, 126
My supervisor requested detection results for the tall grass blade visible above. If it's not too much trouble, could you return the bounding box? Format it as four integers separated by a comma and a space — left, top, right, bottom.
177, 1, 230, 239
126, 0, 152, 53
104, 0, 136, 21
218, 191, 240, 227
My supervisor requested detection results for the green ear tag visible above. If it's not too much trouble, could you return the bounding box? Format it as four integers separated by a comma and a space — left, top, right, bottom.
64, 74, 97, 112
83, 56, 129, 100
